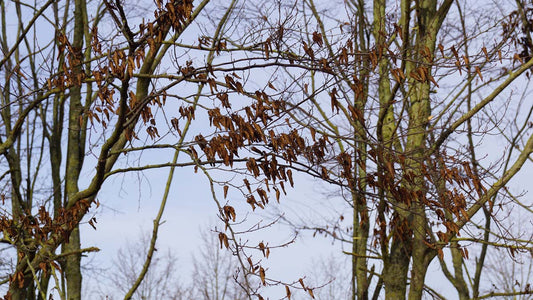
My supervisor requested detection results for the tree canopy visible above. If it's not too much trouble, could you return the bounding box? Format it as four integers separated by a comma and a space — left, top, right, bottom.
0, 0, 532, 299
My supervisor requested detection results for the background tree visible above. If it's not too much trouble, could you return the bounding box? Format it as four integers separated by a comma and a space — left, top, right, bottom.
104, 232, 185, 300
85, 233, 187, 300
306, 255, 352, 300
189, 224, 250, 300
483, 245, 533, 299
88, 223, 251, 300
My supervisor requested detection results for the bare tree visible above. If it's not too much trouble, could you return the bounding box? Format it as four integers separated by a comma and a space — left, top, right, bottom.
189, 223, 250, 300
86, 223, 251, 300
307, 255, 352, 300
105, 233, 185, 300
484, 248, 533, 300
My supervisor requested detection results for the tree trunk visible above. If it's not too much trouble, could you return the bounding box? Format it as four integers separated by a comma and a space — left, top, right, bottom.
63, 0, 86, 298
383, 231, 411, 300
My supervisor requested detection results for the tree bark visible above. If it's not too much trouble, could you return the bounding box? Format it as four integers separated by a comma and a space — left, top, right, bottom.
63, 0, 86, 299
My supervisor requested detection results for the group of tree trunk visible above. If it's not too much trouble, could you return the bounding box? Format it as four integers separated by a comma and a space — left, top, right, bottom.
0, 0, 532, 299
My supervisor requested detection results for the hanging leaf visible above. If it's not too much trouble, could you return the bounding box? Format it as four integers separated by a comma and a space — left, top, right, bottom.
223, 185, 229, 199
312, 31, 323, 47
259, 267, 266, 285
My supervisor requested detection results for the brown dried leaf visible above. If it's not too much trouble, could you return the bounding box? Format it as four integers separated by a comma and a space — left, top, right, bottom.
259, 267, 266, 285
482, 46, 488, 59
223, 205, 236, 222
474, 66, 483, 81
312, 31, 323, 47
428, 75, 439, 88
259, 242, 266, 256
223, 185, 229, 199
308, 288, 315, 299
299, 278, 306, 290
287, 169, 294, 187
438, 44, 445, 57
218, 232, 229, 249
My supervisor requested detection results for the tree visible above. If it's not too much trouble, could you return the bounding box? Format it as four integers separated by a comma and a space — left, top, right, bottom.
102, 232, 185, 300
2, 0, 533, 300
1, 0, 209, 297
91, 224, 250, 300
484, 243, 533, 299
307, 255, 352, 300
0, 0, 314, 299
189, 224, 250, 300
235, 0, 533, 299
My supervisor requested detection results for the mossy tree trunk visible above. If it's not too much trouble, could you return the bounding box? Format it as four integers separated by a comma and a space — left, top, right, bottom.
62, 1, 87, 299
